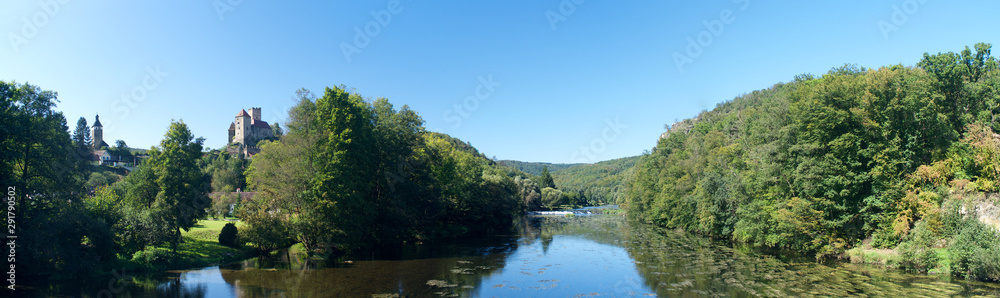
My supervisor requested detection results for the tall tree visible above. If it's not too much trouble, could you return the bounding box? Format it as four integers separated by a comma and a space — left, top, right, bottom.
114, 139, 133, 161
310, 86, 377, 250
1, 81, 112, 277
72, 117, 91, 147
540, 166, 556, 189
147, 120, 211, 252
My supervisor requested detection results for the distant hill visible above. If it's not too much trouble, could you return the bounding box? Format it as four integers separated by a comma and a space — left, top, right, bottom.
498, 156, 640, 206
551, 156, 640, 205
497, 160, 581, 176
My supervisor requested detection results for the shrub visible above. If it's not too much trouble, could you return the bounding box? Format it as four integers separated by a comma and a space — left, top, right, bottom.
218, 222, 239, 247
948, 218, 1000, 281
239, 213, 292, 251
131, 247, 175, 270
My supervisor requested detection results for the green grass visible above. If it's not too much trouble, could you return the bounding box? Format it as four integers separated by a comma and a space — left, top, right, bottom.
122, 219, 252, 272
846, 247, 901, 269
182, 219, 243, 242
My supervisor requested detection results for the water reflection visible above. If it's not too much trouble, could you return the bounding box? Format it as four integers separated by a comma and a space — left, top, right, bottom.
32, 212, 1000, 297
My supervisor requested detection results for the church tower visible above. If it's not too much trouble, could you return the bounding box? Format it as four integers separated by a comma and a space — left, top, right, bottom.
91, 114, 104, 149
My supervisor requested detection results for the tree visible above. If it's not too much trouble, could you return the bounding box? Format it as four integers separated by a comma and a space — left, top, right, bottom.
272, 122, 284, 138
244, 91, 319, 249
1, 81, 113, 277
114, 140, 133, 161
540, 166, 556, 189
309, 86, 378, 250
73, 117, 91, 147
211, 193, 238, 219
541, 187, 565, 207
147, 120, 211, 252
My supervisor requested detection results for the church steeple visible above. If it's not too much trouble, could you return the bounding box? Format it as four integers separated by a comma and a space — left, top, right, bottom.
91, 114, 104, 149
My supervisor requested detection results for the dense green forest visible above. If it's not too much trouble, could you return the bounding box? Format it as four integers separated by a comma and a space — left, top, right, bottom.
228, 87, 537, 253
498, 160, 581, 176
1, 83, 539, 280
625, 43, 1000, 281
551, 156, 639, 206
500, 157, 638, 207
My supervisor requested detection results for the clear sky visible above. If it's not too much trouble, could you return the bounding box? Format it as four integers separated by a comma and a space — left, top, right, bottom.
2, 0, 998, 163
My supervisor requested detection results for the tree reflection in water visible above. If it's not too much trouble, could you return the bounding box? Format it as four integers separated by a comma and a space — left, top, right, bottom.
30, 214, 1000, 296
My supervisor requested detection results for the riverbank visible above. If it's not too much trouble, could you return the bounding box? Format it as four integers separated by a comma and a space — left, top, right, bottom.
115, 219, 254, 273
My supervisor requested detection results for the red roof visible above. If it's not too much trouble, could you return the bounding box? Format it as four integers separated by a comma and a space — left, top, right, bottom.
237, 109, 250, 117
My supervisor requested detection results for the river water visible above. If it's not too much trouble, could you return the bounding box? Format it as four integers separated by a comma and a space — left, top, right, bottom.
31, 210, 1000, 297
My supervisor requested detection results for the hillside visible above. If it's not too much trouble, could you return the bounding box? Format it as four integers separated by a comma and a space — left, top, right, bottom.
625, 43, 1000, 281
497, 156, 639, 206
498, 160, 581, 176
551, 156, 640, 205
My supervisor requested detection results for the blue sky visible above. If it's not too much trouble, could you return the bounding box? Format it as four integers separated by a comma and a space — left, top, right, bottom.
2, 0, 998, 163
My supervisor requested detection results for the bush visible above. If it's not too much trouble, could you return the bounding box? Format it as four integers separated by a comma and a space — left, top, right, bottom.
239, 213, 292, 251
131, 247, 175, 270
218, 223, 239, 247
898, 243, 939, 273
948, 218, 1000, 281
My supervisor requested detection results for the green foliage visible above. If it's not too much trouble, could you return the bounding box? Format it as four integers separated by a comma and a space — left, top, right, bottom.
551, 156, 640, 206
243, 87, 529, 254
73, 116, 92, 148
202, 150, 245, 192
210, 193, 238, 219
514, 176, 542, 211
130, 247, 176, 270
539, 166, 556, 188
86, 171, 120, 190
147, 121, 211, 251
626, 44, 1000, 261
501, 156, 639, 207
218, 223, 239, 247
499, 160, 580, 175
541, 187, 565, 207
948, 218, 1000, 282
0, 81, 118, 278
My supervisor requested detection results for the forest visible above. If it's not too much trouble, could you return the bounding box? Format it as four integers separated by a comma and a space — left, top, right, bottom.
0, 84, 539, 280
625, 43, 1000, 281
499, 156, 637, 207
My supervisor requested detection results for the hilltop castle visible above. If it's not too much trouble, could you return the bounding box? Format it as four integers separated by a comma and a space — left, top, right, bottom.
228, 107, 274, 149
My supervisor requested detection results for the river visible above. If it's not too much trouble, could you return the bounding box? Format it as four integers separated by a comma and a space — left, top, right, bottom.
30, 209, 1000, 297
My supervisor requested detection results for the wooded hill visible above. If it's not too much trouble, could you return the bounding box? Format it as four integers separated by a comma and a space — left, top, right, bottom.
625, 43, 1000, 281
501, 156, 639, 206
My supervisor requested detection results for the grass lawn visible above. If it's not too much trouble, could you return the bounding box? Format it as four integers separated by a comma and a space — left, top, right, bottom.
126, 219, 252, 271
182, 219, 244, 242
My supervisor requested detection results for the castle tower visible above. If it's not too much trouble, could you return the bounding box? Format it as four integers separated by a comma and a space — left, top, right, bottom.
234, 109, 251, 145
91, 114, 104, 149
249, 107, 261, 122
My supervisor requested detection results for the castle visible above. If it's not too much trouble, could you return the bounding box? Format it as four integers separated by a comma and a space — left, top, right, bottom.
228, 107, 274, 150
